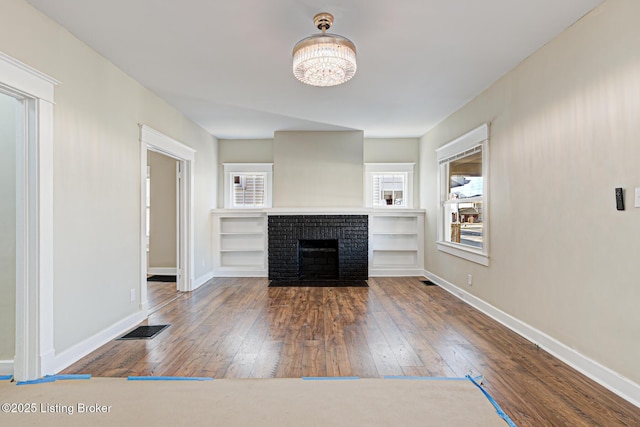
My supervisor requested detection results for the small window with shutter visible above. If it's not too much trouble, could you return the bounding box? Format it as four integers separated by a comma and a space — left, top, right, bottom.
232, 173, 266, 208
372, 174, 406, 207
223, 163, 273, 209
364, 163, 414, 209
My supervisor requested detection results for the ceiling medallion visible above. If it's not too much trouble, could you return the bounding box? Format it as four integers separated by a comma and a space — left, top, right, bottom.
292, 13, 357, 87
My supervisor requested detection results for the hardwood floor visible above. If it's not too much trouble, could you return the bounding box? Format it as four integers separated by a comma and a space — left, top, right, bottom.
145, 280, 179, 314
62, 277, 640, 426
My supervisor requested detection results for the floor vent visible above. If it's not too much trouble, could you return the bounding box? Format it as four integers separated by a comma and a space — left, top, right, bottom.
118, 325, 169, 340
421, 280, 437, 287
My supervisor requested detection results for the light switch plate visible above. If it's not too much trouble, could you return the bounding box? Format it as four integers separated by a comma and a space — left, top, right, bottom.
635, 187, 640, 208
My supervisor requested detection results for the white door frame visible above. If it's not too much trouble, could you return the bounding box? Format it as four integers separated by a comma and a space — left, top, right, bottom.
0, 52, 58, 381
140, 125, 195, 311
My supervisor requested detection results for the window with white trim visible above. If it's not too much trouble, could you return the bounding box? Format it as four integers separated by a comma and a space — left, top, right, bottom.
436, 124, 489, 265
223, 163, 273, 208
232, 173, 265, 207
365, 163, 414, 208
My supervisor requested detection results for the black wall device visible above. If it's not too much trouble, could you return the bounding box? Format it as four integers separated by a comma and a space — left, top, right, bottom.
615, 187, 625, 211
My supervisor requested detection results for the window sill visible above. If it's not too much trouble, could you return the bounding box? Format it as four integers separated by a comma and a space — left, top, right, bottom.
436, 241, 489, 266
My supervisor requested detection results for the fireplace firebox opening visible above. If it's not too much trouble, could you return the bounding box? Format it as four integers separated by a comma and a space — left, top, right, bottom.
298, 239, 339, 280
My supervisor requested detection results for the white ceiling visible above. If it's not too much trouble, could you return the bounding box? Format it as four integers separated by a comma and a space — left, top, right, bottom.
26, 0, 602, 139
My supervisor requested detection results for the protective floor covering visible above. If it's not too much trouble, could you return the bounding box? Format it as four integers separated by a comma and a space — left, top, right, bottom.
0, 377, 509, 426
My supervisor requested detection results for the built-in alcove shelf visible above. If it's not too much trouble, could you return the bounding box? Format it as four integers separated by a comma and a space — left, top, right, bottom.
368, 211, 424, 276
213, 212, 268, 276
212, 209, 425, 277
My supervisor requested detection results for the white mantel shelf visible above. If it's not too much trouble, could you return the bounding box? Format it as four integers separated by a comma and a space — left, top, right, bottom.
211, 209, 425, 278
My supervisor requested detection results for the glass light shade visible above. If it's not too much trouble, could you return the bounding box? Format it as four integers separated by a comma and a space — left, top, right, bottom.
292, 34, 357, 87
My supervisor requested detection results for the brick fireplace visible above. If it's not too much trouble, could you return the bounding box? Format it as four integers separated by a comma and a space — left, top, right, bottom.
267, 215, 368, 282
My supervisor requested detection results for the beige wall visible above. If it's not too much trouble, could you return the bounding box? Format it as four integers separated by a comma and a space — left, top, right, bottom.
364, 138, 419, 163
365, 138, 420, 207
219, 139, 274, 163
148, 151, 177, 270
0, 0, 217, 354
219, 136, 421, 208
218, 139, 273, 207
420, 0, 640, 384
273, 131, 364, 208
218, 137, 420, 207
0, 93, 17, 361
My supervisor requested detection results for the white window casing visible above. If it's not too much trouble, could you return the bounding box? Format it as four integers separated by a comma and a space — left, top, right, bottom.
436, 124, 489, 266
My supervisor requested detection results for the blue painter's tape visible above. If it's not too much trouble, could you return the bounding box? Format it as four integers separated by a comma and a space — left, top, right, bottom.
0, 375, 13, 381
17, 377, 57, 386
127, 376, 213, 381
466, 375, 517, 427
15, 374, 92, 386
384, 375, 484, 381
45, 374, 92, 381
301, 376, 360, 381
384, 376, 470, 381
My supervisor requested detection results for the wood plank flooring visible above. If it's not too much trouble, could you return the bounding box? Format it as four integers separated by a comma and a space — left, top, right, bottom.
62, 277, 640, 426
145, 280, 179, 314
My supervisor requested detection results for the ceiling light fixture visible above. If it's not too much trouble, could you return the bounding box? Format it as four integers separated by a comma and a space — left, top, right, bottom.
292, 13, 357, 87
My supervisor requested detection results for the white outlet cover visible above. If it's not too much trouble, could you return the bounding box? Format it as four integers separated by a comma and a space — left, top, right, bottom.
635, 187, 640, 208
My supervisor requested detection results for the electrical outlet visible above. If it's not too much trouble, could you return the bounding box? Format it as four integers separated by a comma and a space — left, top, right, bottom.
130, 289, 136, 302
468, 274, 473, 286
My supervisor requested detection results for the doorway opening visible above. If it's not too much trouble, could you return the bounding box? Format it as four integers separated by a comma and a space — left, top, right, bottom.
140, 125, 195, 315
0, 90, 19, 376
146, 150, 180, 313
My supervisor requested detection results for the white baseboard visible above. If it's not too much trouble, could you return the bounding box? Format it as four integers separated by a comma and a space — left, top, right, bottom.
0, 360, 13, 375
423, 270, 640, 408
41, 348, 56, 376
212, 268, 424, 278
192, 271, 215, 291
369, 268, 424, 277
213, 268, 268, 278
147, 267, 177, 276
48, 310, 147, 375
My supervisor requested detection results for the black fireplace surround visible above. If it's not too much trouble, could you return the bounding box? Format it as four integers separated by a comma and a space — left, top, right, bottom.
268, 215, 368, 282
